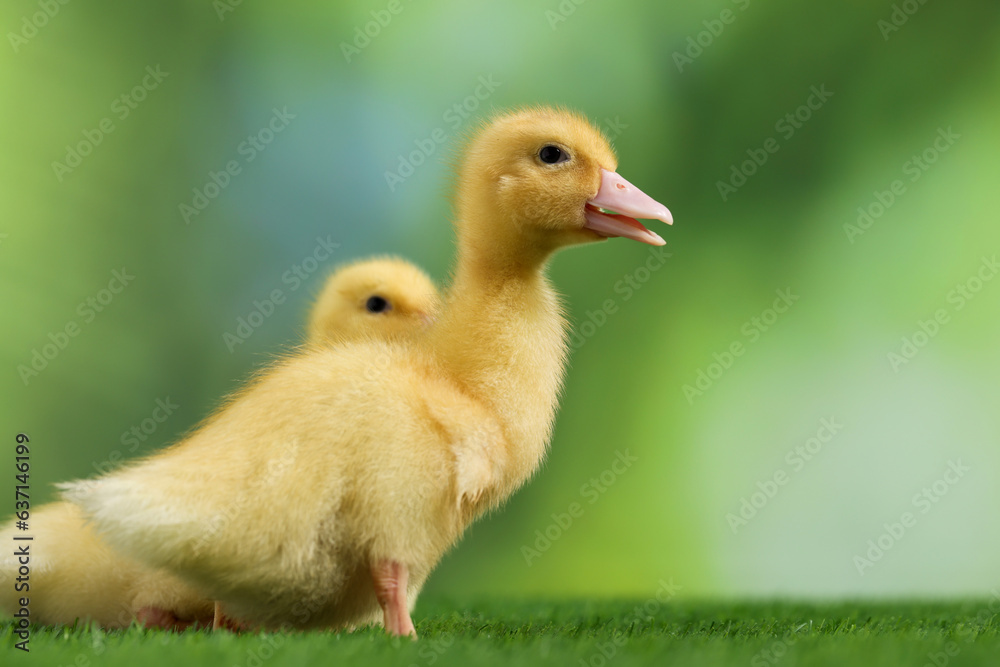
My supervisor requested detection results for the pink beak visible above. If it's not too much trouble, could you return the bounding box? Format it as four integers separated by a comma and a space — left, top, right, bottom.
583, 169, 673, 246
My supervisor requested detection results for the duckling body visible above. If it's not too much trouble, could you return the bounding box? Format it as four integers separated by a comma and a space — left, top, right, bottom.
0, 258, 440, 628
62, 107, 672, 635
67, 341, 503, 630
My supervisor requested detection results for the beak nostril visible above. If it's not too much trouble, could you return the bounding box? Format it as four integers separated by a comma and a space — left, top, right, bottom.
616, 183, 626, 190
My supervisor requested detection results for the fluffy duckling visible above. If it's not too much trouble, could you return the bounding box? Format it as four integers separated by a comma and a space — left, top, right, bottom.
307, 256, 440, 346
0, 258, 440, 629
61, 107, 672, 637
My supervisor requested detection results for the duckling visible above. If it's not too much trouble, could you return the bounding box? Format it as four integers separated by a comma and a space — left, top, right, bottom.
307, 256, 440, 346
0, 258, 441, 629
60, 106, 672, 637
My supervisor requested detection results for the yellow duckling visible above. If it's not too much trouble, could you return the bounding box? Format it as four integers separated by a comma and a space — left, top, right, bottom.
0, 258, 440, 629
307, 256, 440, 346
61, 107, 672, 636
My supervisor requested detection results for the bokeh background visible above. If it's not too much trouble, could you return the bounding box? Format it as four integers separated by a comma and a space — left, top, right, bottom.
2, 0, 998, 600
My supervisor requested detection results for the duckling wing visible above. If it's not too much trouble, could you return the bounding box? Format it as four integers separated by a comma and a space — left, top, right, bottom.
58, 351, 360, 578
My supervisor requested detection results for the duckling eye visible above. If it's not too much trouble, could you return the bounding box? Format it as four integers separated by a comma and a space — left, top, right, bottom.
539, 145, 569, 165
365, 296, 391, 313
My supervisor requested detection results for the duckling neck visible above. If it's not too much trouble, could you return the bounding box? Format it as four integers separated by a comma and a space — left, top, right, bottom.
427, 235, 568, 490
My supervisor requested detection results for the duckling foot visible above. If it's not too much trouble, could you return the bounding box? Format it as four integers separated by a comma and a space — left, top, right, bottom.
213, 601, 249, 632
135, 606, 196, 631
372, 560, 417, 638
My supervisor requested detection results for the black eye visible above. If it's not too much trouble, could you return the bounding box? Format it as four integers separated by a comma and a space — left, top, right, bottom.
539, 145, 569, 164
365, 295, 391, 313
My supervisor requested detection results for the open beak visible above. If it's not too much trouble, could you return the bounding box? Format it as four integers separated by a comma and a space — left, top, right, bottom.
583, 169, 673, 246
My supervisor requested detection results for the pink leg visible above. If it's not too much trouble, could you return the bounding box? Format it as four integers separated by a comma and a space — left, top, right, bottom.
212, 601, 249, 632
135, 606, 195, 631
371, 560, 416, 638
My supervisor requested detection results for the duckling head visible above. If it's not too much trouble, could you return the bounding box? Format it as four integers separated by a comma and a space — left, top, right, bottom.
306, 257, 440, 345
454, 106, 672, 262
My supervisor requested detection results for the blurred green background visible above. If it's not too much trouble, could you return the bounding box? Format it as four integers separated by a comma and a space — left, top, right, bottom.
2, 0, 998, 600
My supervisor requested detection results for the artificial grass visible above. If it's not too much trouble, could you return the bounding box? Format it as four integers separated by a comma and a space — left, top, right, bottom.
4, 598, 999, 666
